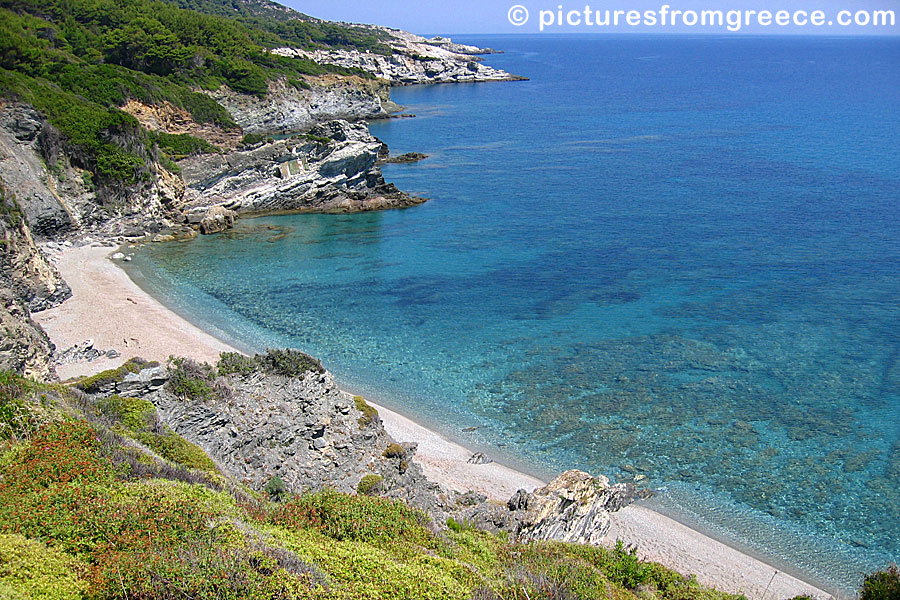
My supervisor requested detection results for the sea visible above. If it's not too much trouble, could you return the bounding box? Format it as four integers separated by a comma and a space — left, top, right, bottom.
126, 35, 900, 595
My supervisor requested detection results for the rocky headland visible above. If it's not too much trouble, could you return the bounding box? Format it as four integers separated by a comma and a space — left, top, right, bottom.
272, 29, 525, 86
178, 119, 423, 217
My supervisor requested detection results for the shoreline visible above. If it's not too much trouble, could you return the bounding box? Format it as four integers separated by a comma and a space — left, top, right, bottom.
34, 243, 834, 600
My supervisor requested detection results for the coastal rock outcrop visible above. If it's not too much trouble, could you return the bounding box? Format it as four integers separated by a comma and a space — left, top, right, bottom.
110, 358, 636, 546
379, 152, 428, 165
138, 364, 448, 514
0, 182, 70, 379
178, 119, 423, 215
196, 206, 236, 235
0, 103, 183, 237
451, 470, 640, 545
272, 30, 521, 86
208, 76, 394, 136
507, 470, 637, 544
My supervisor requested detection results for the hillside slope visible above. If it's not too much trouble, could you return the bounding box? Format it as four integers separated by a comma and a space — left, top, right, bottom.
0, 355, 754, 600
0, 0, 516, 239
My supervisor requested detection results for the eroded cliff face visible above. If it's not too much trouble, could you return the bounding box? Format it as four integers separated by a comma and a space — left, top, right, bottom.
0, 103, 184, 238
121, 100, 244, 150
0, 183, 70, 380
98, 360, 637, 544
178, 119, 422, 215
209, 76, 394, 135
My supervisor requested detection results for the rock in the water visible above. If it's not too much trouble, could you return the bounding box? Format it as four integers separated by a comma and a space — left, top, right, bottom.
380, 152, 428, 165
198, 206, 236, 235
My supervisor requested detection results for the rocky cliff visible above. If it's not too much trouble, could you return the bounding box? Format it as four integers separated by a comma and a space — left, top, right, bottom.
0, 103, 185, 238
273, 30, 522, 86
208, 75, 395, 136
0, 104, 418, 242
178, 119, 421, 216
97, 355, 639, 544
0, 182, 69, 379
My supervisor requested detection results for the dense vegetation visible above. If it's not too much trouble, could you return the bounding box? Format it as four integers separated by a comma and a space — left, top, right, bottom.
0, 0, 383, 187
0, 365, 776, 600
159, 0, 394, 55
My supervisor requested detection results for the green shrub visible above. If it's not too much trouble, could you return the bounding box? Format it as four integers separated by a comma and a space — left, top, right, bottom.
256, 349, 324, 378
0, 372, 60, 441
166, 357, 226, 402
74, 358, 153, 393
605, 539, 648, 588
0, 186, 24, 228
264, 476, 289, 502
137, 431, 218, 474
159, 154, 181, 174
383, 443, 405, 459
288, 77, 311, 91
217, 350, 324, 379
357, 474, 383, 496
216, 58, 269, 97
97, 395, 155, 430
272, 488, 430, 545
217, 352, 258, 377
80, 170, 94, 190
354, 395, 378, 427
109, 533, 322, 599
446, 517, 476, 533
153, 131, 219, 157
0, 534, 86, 600
95, 392, 218, 475
861, 565, 900, 600
241, 132, 266, 146
301, 133, 331, 145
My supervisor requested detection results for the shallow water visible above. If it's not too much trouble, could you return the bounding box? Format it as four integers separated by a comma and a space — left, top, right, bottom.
131, 35, 900, 593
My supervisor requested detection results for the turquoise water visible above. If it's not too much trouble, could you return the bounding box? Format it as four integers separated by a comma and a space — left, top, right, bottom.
130, 36, 900, 593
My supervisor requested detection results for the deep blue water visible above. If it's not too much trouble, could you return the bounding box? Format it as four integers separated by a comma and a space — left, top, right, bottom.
130, 36, 900, 593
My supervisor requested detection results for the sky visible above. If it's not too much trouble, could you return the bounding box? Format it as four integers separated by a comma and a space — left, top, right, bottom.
283, 0, 899, 35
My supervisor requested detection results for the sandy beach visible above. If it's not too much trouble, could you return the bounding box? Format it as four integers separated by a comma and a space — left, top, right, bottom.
34, 243, 833, 600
